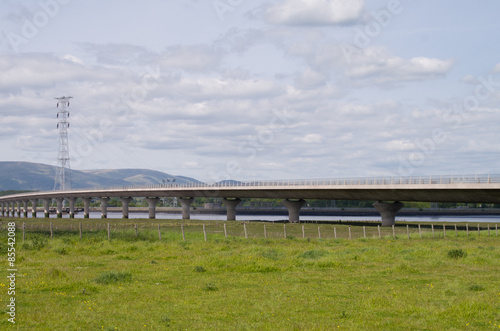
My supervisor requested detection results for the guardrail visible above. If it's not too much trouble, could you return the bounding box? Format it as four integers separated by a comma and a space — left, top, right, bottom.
86, 174, 500, 191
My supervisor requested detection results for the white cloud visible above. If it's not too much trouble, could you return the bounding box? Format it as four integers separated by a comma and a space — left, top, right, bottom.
265, 0, 364, 26
493, 63, 500, 73
345, 48, 454, 84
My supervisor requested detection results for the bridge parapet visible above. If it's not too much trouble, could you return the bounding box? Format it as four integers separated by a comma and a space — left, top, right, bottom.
35, 174, 500, 193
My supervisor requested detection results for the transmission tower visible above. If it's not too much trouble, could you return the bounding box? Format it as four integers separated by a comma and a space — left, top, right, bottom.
54, 96, 72, 191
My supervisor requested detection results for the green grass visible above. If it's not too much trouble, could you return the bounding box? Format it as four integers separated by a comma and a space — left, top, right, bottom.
1, 218, 499, 330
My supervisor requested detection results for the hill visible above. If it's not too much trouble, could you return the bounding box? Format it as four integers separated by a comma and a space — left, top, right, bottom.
0, 161, 199, 191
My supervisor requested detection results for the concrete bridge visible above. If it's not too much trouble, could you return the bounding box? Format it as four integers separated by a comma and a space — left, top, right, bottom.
1, 174, 499, 226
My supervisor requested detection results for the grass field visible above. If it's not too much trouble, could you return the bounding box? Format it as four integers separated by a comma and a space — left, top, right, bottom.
1, 218, 500, 330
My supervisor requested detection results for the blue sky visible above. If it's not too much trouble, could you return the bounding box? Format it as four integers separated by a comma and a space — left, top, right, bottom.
1, 0, 499, 182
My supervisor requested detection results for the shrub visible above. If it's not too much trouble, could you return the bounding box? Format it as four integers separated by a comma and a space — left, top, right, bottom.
194, 266, 206, 272
204, 283, 218, 291
299, 250, 327, 259
94, 271, 132, 284
447, 249, 467, 259
468, 284, 485, 291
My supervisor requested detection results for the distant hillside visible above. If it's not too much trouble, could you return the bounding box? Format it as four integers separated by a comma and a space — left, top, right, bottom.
0, 161, 200, 191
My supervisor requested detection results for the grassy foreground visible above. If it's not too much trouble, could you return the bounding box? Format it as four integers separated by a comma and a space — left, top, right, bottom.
1, 219, 500, 330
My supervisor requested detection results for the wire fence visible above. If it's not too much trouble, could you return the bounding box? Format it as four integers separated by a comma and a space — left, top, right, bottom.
4, 221, 499, 242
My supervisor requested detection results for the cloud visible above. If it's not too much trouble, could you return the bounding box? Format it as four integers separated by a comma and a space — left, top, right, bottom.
265, 0, 364, 26
345, 48, 454, 85
493, 62, 500, 73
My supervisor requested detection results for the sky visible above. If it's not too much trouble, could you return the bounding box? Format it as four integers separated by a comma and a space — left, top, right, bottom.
1, 0, 499, 183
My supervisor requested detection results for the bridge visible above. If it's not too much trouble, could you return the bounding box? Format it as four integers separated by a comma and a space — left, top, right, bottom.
1, 174, 500, 226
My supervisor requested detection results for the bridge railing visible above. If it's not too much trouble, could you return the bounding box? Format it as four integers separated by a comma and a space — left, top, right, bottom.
86, 174, 500, 191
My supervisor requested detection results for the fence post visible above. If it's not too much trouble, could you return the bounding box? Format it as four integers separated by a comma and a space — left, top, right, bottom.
264, 224, 267, 239
431, 224, 434, 238
135, 224, 138, 237
318, 227, 321, 239
50, 222, 53, 239
478, 224, 480, 236
466, 223, 469, 236
443, 225, 446, 238
363, 226, 366, 238
348, 226, 351, 240
418, 224, 422, 239
79, 222, 82, 240
107, 223, 110, 240
181, 224, 185, 241
224, 223, 228, 239
488, 225, 490, 236
334, 227, 337, 239
283, 224, 287, 239
302, 225, 305, 239
392, 225, 395, 239
454, 224, 457, 237
496, 224, 498, 237
203, 224, 207, 241
22, 222, 25, 242
378, 225, 381, 239
407, 225, 410, 239
158, 224, 162, 241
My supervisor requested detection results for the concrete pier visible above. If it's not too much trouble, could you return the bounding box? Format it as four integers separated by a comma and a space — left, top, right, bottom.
119, 197, 132, 219
99, 198, 110, 218
43, 199, 51, 218
283, 199, 306, 223
22, 200, 28, 218
223, 198, 241, 221
68, 198, 76, 218
56, 198, 64, 218
83, 198, 91, 218
30, 199, 38, 218
373, 201, 404, 226
16, 201, 22, 218
179, 197, 194, 219
145, 197, 160, 219
0, 202, 4, 217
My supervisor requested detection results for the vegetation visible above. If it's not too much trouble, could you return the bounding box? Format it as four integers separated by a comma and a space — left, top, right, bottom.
1, 218, 499, 330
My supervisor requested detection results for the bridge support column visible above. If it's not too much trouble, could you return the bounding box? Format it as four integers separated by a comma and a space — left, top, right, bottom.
0, 202, 4, 217
83, 198, 91, 218
56, 198, 64, 218
16, 201, 22, 218
178, 197, 193, 220
283, 199, 306, 223
68, 198, 76, 218
22, 200, 28, 218
119, 198, 132, 219
374, 201, 404, 227
145, 198, 160, 219
223, 198, 241, 221
43, 199, 51, 218
6, 202, 11, 217
30, 199, 38, 218
99, 198, 110, 219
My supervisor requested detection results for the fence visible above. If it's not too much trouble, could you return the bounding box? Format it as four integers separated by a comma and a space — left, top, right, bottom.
4, 221, 499, 242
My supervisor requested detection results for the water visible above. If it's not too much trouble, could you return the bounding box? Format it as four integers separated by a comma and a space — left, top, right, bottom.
35, 212, 500, 223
